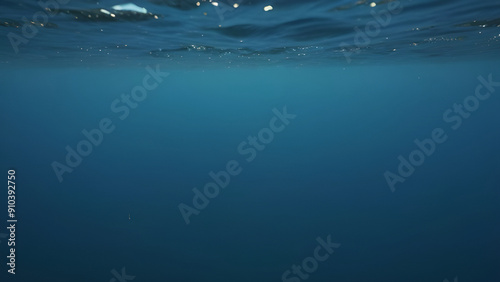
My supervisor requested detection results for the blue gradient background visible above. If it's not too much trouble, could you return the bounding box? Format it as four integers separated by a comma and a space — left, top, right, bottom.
0, 0, 500, 281
1, 62, 499, 281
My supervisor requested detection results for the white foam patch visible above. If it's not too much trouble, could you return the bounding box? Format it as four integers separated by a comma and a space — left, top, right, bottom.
111, 3, 148, 14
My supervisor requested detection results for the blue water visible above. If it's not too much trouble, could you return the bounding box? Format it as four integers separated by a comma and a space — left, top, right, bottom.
0, 0, 500, 281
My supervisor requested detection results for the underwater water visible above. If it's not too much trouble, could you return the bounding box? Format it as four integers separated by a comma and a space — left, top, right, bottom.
0, 0, 499, 281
